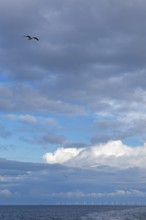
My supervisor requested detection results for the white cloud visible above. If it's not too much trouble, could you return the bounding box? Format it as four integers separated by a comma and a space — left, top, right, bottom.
50, 189, 146, 198
18, 114, 37, 123
7, 114, 60, 128
43, 147, 83, 164
40, 117, 60, 128
0, 189, 20, 198
7, 114, 37, 123
43, 140, 146, 169
110, 189, 145, 197
0, 189, 12, 197
0, 176, 8, 182
0, 174, 29, 183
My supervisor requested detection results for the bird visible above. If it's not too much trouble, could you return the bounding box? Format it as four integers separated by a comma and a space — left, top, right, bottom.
23, 35, 39, 41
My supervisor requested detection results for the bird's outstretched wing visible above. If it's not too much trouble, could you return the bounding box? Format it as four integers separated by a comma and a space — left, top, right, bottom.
33, 37, 39, 41
23, 35, 32, 39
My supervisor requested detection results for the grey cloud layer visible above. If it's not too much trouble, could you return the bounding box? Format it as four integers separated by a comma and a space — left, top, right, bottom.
1, 0, 146, 104
1, 0, 146, 143
0, 4, 145, 90
0, 158, 146, 204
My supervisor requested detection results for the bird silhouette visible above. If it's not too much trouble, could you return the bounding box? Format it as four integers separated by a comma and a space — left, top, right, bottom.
23, 35, 39, 41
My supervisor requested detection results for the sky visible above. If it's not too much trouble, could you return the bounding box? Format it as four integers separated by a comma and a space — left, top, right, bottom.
0, 0, 146, 204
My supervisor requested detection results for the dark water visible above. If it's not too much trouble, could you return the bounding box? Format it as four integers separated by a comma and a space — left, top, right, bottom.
0, 205, 146, 220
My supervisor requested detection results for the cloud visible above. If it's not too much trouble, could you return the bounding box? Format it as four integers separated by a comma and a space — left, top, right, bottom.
0, 123, 12, 138
0, 189, 12, 197
0, 84, 86, 115
1, 0, 146, 204
32, 133, 66, 145
43, 140, 146, 169
4, 113, 65, 147
42, 118, 60, 128
50, 189, 146, 198
0, 0, 146, 124
7, 114, 37, 124
43, 147, 83, 164
7, 113, 60, 126
0, 157, 146, 204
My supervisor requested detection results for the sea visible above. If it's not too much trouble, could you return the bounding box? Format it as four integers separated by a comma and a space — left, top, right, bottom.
0, 205, 146, 220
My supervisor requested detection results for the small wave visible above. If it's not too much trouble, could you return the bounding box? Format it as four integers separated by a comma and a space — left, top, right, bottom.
81, 207, 146, 220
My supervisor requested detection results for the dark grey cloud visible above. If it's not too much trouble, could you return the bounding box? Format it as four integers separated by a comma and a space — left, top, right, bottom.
1, 0, 146, 113
0, 158, 146, 204
0, 157, 64, 171
0, 84, 86, 115
23, 133, 66, 146
63, 142, 89, 148
91, 111, 146, 144
1, 0, 146, 145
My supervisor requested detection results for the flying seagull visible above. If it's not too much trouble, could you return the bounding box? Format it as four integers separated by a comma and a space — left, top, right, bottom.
23, 35, 39, 41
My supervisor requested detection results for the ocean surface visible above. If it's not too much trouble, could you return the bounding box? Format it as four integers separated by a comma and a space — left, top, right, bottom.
0, 205, 146, 220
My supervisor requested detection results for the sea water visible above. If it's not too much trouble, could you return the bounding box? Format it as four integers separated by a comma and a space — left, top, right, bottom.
0, 205, 145, 220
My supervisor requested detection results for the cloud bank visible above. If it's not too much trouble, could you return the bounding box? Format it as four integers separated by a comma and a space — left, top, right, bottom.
1, 0, 146, 146
0, 157, 146, 204
43, 140, 146, 169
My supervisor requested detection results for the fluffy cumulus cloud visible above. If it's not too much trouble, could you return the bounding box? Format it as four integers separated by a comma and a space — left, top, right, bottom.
43, 147, 83, 164
43, 140, 146, 169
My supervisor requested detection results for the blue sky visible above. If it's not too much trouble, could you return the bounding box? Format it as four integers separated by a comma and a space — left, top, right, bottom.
0, 0, 146, 204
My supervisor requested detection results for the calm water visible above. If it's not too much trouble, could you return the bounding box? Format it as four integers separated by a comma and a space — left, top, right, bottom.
0, 205, 146, 220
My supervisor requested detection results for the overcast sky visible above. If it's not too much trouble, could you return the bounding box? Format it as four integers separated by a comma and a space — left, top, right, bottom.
0, 0, 146, 204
